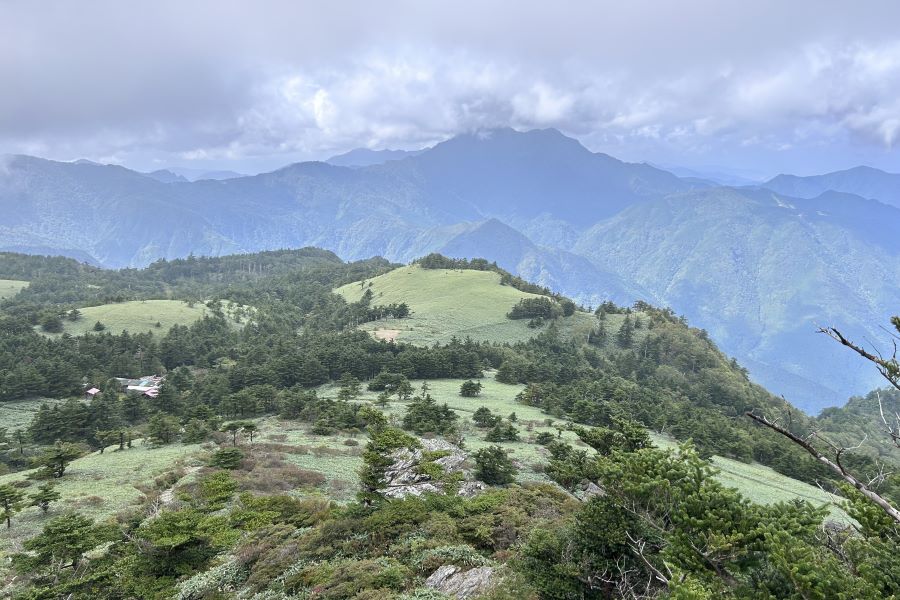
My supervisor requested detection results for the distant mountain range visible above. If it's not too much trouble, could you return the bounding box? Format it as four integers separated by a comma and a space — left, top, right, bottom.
2, 127, 898, 412
764, 166, 900, 208
326, 148, 425, 168
144, 167, 245, 183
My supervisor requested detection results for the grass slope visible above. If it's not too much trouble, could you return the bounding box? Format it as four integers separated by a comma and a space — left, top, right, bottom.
316, 373, 847, 518
335, 266, 595, 345
0, 279, 28, 299
0, 398, 66, 431
0, 442, 204, 553
37, 299, 236, 337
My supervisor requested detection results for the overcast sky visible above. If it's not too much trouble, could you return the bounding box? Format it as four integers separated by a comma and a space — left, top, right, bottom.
2, 1, 900, 177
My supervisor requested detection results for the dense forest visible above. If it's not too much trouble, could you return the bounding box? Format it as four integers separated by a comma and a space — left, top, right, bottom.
0, 249, 898, 599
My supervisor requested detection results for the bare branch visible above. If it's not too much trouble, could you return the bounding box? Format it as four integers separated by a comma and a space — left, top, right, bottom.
625, 531, 669, 586
876, 391, 900, 449
820, 327, 900, 393
746, 411, 900, 525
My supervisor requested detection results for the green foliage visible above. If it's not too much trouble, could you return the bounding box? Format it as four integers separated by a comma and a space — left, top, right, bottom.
148, 413, 181, 445
535, 431, 555, 445
15, 512, 105, 571
460, 380, 483, 397
473, 406, 500, 428
136, 508, 237, 576
485, 421, 520, 442
39, 313, 64, 333
338, 372, 362, 401
570, 419, 651, 455
473, 445, 517, 485
360, 427, 420, 502
198, 471, 237, 512
28, 481, 61, 514
3, 249, 899, 599
208, 447, 244, 470
402, 393, 459, 435
0, 482, 25, 527
222, 420, 252, 446
36, 441, 83, 478
508, 297, 561, 320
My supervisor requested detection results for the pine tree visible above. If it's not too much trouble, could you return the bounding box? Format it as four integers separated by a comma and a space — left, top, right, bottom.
337, 373, 362, 401
37, 442, 82, 478
459, 380, 483, 397
29, 482, 61, 514
0, 484, 25, 528
147, 413, 180, 445
473, 446, 517, 485
23, 513, 102, 570
617, 316, 635, 348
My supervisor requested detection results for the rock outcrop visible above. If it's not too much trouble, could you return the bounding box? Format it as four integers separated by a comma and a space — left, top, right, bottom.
380, 438, 486, 500
425, 565, 496, 599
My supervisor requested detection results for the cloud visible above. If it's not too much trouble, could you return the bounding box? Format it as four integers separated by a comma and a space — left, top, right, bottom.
1, 1, 900, 173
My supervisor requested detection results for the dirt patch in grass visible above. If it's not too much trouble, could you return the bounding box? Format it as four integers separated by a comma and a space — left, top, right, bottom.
374, 328, 401, 341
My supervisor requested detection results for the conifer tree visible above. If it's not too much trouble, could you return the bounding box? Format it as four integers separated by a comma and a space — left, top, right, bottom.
0, 484, 25, 528
29, 482, 61, 514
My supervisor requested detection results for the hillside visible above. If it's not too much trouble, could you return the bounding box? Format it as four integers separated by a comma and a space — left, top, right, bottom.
335, 265, 596, 345
573, 187, 900, 411
0, 249, 893, 599
35, 299, 242, 337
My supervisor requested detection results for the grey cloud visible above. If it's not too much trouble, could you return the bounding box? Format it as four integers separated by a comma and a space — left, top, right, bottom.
2, 1, 900, 174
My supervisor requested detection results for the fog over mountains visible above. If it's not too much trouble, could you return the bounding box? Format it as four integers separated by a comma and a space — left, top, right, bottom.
2, 127, 897, 412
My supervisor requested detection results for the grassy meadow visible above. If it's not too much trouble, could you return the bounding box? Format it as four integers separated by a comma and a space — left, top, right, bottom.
0, 398, 67, 431
0, 279, 28, 299
36, 299, 241, 337
335, 265, 597, 345
0, 442, 205, 553
316, 373, 848, 517
0, 374, 850, 560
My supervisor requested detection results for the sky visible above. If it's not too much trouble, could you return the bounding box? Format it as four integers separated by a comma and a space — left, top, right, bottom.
2, 0, 900, 178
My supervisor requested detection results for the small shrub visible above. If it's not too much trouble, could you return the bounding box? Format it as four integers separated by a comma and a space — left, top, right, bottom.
414, 544, 490, 573
209, 447, 244, 470
535, 432, 555, 445
473, 446, 517, 485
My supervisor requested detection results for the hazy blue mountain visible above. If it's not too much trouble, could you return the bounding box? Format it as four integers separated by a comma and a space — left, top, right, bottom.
326, 147, 425, 167
0, 155, 238, 267
378, 127, 695, 224
145, 169, 190, 183
574, 187, 900, 411
166, 167, 245, 181
662, 164, 763, 186
764, 166, 900, 208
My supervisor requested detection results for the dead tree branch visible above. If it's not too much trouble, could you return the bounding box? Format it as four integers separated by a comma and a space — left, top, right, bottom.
746, 411, 900, 525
